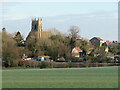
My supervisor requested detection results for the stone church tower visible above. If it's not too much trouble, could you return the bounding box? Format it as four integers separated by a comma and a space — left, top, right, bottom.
26, 18, 42, 40
31, 18, 42, 39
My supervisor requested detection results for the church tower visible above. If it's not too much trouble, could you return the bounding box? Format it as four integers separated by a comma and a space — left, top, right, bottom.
31, 18, 42, 39
26, 18, 48, 41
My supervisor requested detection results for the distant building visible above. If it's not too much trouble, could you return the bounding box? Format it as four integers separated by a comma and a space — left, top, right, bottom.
2, 27, 6, 31
104, 47, 109, 53
106, 41, 113, 45
26, 18, 51, 40
72, 47, 83, 58
90, 37, 104, 47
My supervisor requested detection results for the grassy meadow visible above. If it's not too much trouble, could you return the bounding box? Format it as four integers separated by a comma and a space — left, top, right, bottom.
2, 66, 118, 88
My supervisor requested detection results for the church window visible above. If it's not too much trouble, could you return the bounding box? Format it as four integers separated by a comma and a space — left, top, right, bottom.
35, 24, 37, 30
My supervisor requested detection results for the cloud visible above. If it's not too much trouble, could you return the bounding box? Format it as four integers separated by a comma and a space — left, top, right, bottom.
1, 0, 119, 2
2, 10, 118, 41
42, 12, 117, 41
111, 12, 118, 19
0, 2, 6, 9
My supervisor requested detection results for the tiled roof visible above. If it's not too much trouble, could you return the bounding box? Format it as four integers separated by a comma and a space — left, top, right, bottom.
106, 42, 112, 44
75, 47, 82, 52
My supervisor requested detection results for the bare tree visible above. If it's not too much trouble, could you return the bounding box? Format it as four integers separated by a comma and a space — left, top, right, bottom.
48, 28, 61, 35
69, 25, 80, 39
69, 25, 80, 51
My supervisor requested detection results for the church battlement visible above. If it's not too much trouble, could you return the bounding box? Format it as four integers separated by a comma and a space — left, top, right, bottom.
32, 18, 42, 21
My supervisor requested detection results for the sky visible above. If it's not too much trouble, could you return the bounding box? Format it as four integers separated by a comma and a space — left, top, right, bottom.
0, 2, 118, 41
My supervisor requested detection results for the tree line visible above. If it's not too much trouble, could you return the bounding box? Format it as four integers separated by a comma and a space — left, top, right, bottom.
1, 26, 119, 67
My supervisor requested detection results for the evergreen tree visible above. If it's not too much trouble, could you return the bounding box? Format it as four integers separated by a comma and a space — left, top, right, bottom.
14, 31, 24, 47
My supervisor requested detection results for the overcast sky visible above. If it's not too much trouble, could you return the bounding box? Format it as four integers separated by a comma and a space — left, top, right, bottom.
1, 2, 118, 41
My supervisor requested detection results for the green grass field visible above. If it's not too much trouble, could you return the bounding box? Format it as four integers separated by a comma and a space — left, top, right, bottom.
2, 66, 118, 88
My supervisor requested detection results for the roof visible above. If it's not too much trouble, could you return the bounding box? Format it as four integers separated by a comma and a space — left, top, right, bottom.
90, 37, 103, 41
106, 42, 112, 44
75, 47, 82, 52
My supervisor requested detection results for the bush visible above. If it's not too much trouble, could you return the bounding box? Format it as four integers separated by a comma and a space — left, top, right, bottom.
39, 62, 48, 69
67, 62, 72, 68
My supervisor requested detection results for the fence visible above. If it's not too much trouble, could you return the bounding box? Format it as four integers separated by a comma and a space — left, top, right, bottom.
18, 61, 120, 68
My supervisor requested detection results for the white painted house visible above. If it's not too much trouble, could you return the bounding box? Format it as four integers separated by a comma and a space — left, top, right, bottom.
72, 47, 83, 58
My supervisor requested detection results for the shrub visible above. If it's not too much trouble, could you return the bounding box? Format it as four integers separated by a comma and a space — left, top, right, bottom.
39, 62, 48, 69
67, 62, 72, 68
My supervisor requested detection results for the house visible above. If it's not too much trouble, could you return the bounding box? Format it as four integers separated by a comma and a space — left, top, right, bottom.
106, 41, 113, 45
105, 47, 109, 53
72, 47, 83, 58
90, 37, 104, 47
